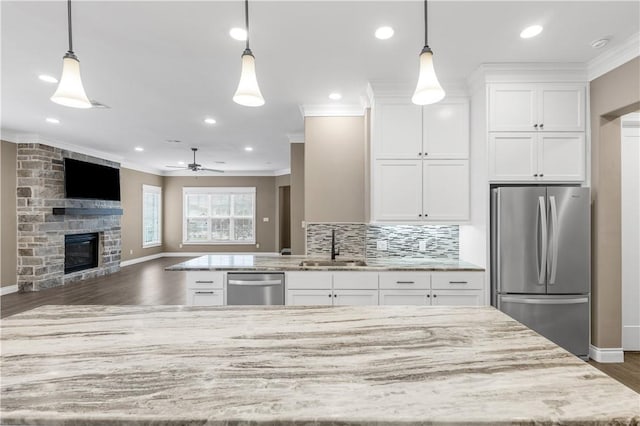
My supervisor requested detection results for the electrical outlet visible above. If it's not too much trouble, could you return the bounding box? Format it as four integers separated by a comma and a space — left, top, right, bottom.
179, 244, 183, 249
263, 217, 269, 222
419, 241, 427, 251
376, 240, 388, 251
129, 249, 133, 255
301, 221, 306, 229
256, 243, 260, 249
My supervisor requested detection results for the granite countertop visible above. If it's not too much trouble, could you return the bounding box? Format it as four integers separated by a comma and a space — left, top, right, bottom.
165, 254, 485, 271
1, 305, 638, 425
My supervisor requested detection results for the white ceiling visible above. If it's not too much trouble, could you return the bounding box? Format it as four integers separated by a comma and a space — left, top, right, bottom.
2, 1, 639, 174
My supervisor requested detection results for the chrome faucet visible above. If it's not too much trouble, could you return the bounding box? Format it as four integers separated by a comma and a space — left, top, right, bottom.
331, 229, 340, 260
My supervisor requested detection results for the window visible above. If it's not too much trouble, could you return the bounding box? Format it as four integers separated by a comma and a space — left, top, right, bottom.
183, 187, 256, 244
142, 185, 162, 248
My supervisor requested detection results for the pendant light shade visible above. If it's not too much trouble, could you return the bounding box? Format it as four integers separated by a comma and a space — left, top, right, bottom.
412, 0, 445, 105
233, 0, 264, 107
51, 53, 91, 108
233, 50, 265, 107
51, 0, 91, 109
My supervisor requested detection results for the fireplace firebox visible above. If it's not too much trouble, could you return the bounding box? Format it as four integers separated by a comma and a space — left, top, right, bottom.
64, 233, 99, 274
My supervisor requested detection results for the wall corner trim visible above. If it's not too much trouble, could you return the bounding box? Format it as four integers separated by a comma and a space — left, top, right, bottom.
589, 345, 625, 363
0, 285, 19, 296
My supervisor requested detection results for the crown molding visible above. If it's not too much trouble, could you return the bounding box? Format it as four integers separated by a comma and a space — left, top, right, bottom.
120, 161, 165, 176
162, 169, 289, 177
287, 133, 304, 143
273, 168, 291, 176
467, 63, 588, 90
0, 128, 21, 143
587, 32, 640, 81
299, 104, 365, 117
11, 133, 126, 165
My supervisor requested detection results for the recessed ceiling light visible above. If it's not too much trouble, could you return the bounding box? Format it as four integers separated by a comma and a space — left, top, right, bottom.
134, 147, 144, 152
375, 26, 394, 40
38, 74, 58, 84
329, 92, 342, 100
178, 161, 185, 165
520, 25, 543, 39
229, 27, 248, 41
244, 146, 253, 152
45, 117, 60, 124
204, 117, 217, 125
591, 38, 609, 49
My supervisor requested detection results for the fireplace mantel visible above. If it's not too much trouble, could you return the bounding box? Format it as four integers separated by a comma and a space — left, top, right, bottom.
52, 208, 124, 216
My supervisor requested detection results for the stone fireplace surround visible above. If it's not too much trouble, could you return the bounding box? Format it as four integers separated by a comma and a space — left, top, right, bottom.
16, 143, 122, 292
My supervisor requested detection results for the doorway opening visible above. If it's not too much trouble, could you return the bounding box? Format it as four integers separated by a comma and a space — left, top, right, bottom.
279, 185, 291, 253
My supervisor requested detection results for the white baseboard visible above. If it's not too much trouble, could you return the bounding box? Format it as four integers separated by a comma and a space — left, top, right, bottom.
589, 345, 625, 363
120, 253, 165, 267
121, 251, 282, 267
622, 325, 640, 351
1, 285, 19, 296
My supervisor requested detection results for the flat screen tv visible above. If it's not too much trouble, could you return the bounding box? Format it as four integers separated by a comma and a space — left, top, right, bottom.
64, 158, 121, 201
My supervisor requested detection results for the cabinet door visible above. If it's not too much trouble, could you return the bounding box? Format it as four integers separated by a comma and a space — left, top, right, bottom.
422, 160, 469, 221
423, 100, 469, 159
488, 133, 538, 181
186, 272, 224, 289
374, 102, 422, 159
373, 160, 423, 221
186, 289, 224, 306
431, 290, 484, 306
489, 84, 538, 131
538, 84, 585, 131
379, 290, 430, 305
286, 289, 333, 306
333, 289, 379, 306
538, 132, 585, 182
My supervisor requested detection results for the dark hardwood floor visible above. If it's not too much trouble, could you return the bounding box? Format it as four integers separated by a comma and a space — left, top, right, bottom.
2, 256, 639, 394
1, 257, 193, 319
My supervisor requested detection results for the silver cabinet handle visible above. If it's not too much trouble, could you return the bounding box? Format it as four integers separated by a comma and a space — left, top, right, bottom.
195, 280, 214, 284
396, 281, 415, 284
195, 291, 216, 294
548, 195, 559, 285
449, 281, 468, 284
537, 196, 548, 285
501, 297, 587, 305
228, 279, 282, 286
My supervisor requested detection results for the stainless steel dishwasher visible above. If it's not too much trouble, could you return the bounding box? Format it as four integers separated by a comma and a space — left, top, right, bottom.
226, 273, 285, 305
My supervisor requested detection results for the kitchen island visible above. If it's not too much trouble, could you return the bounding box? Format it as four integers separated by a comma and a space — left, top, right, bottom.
1, 305, 638, 425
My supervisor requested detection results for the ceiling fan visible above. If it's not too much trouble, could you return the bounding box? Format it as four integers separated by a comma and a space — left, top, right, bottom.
165, 148, 224, 173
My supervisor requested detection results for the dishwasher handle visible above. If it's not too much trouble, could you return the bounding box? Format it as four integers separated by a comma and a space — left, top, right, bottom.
228, 279, 283, 286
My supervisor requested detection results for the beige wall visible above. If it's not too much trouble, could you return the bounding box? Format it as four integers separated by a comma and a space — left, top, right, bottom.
163, 175, 277, 253
363, 109, 371, 223
304, 116, 365, 223
120, 168, 165, 262
290, 143, 305, 255
1, 141, 17, 288
590, 57, 640, 348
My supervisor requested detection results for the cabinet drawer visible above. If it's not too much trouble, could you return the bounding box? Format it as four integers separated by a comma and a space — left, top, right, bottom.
186, 272, 224, 289
380, 290, 430, 305
186, 289, 224, 306
286, 289, 333, 306
286, 272, 332, 290
379, 272, 429, 289
332, 272, 379, 290
431, 272, 484, 290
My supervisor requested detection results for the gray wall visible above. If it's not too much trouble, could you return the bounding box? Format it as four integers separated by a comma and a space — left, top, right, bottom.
290, 143, 305, 255
1, 141, 17, 288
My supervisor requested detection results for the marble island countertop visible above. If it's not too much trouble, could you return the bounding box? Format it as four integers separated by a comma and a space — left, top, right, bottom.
165, 254, 485, 271
2, 305, 638, 425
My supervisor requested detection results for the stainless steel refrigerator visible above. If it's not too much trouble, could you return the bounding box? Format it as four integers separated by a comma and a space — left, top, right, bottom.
491, 186, 590, 358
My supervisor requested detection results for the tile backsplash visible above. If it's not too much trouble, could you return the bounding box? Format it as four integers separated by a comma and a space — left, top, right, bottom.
306, 223, 459, 259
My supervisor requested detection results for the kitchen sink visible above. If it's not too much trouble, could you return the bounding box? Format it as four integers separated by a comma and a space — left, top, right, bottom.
299, 260, 367, 267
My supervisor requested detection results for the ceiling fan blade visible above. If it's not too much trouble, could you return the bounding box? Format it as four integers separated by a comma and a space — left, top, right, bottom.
200, 168, 224, 173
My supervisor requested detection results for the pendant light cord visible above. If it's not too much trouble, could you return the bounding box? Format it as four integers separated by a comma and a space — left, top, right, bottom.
423, 0, 428, 47
244, 0, 250, 51
67, 0, 74, 53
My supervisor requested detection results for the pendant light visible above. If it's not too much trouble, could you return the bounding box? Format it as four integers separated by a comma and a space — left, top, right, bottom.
411, 0, 445, 105
233, 0, 265, 107
51, 0, 92, 109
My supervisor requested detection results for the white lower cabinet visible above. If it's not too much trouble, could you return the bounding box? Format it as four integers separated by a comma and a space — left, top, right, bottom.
187, 289, 224, 306
287, 289, 333, 306
333, 289, 379, 306
186, 272, 224, 306
380, 289, 430, 305
430, 290, 484, 306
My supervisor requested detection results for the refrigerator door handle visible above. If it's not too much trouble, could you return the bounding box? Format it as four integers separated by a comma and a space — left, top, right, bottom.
548, 195, 559, 285
537, 196, 548, 285
500, 296, 588, 305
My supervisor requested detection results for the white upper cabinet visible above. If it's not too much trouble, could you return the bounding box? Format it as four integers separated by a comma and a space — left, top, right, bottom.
489, 83, 585, 132
489, 133, 538, 181
489, 84, 538, 131
373, 160, 423, 221
538, 132, 585, 181
422, 100, 470, 159
538, 85, 585, 132
423, 160, 470, 221
374, 102, 422, 159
